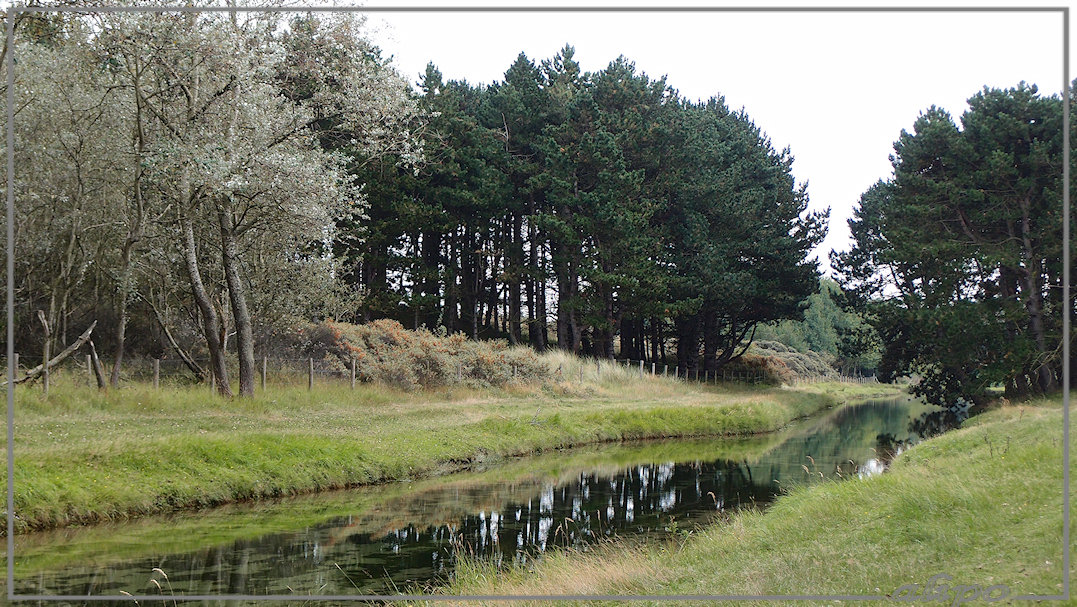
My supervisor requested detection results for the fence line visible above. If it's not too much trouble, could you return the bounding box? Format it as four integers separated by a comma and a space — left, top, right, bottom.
1, 353, 877, 392
610, 358, 876, 386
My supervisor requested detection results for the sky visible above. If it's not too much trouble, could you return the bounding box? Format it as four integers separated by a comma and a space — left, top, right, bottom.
358, 1, 1067, 273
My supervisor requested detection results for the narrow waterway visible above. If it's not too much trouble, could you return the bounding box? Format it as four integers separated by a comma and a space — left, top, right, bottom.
14, 396, 957, 598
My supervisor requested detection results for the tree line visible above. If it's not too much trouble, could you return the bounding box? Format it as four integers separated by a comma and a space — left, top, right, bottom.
8, 6, 1068, 407
340, 47, 827, 375
5, 5, 830, 395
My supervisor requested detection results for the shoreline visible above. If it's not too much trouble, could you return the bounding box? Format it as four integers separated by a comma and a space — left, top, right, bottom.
442, 393, 1066, 603
6, 376, 903, 534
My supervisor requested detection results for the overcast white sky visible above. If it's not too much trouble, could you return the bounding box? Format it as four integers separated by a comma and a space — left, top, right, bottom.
358, 1, 1067, 273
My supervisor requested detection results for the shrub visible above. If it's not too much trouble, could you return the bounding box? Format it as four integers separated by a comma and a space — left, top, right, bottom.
298, 319, 550, 390
747, 340, 839, 382
721, 352, 787, 385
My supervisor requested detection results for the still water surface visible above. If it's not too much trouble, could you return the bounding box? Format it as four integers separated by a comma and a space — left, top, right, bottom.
14, 396, 957, 597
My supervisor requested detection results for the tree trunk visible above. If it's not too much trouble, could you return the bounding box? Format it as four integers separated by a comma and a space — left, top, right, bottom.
535, 245, 548, 351
620, 316, 635, 359
111, 86, 148, 388
602, 290, 616, 359
485, 242, 501, 333
659, 318, 667, 364
444, 231, 458, 332
109, 240, 135, 388
360, 242, 388, 322
569, 260, 583, 353
509, 211, 523, 344
183, 216, 232, 397
650, 317, 660, 362
37, 311, 50, 396
529, 212, 548, 352
461, 226, 479, 339
421, 229, 441, 330
555, 255, 582, 353
675, 314, 700, 376
702, 310, 719, 372
88, 339, 108, 390
218, 201, 256, 398
1019, 196, 1055, 392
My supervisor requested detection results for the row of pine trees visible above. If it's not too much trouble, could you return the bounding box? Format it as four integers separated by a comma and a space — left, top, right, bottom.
337, 46, 827, 374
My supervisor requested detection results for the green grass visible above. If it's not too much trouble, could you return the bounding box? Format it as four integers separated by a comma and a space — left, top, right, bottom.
13, 435, 790, 574
4, 358, 903, 534
441, 394, 1070, 605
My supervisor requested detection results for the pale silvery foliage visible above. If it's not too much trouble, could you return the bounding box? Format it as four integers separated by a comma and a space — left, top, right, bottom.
6, 3, 423, 357
91, 6, 420, 332
7, 30, 135, 345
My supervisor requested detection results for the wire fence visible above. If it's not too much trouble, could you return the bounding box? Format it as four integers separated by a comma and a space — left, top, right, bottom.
1, 353, 877, 391
608, 358, 877, 386
3, 354, 362, 390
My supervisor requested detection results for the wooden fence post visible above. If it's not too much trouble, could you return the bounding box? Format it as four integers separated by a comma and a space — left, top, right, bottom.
13, 353, 18, 376
350, 357, 356, 390
37, 311, 50, 397
86, 354, 92, 384
87, 341, 107, 390
638, 360, 644, 378
261, 357, 267, 391
308, 357, 314, 390
153, 359, 160, 390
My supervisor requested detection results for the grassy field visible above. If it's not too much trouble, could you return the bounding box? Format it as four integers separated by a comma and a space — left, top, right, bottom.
442, 393, 1070, 605
5, 352, 902, 533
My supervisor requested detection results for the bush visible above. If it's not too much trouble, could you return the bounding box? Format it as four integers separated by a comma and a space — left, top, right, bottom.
721, 352, 787, 385
748, 340, 839, 382
298, 319, 550, 390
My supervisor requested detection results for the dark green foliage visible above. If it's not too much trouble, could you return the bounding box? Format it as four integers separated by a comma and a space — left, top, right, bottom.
337, 47, 826, 373
833, 83, 1066, 409
662, 100, 827, 375
6, 13, 827, 382
755, 279, 882, 375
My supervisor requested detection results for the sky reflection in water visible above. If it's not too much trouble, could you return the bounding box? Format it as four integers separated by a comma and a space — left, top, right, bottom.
14, 396, 954, 597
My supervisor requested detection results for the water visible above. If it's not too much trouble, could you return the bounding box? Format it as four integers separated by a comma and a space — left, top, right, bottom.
13, 396, 956, 598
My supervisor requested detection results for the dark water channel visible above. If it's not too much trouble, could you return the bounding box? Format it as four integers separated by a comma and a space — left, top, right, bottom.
14, 396, 958, 599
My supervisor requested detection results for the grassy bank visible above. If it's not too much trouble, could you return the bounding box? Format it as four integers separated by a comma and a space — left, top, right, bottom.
5, 354, 901, 533
13, 435, 789, 576
444, 394, 1068, 604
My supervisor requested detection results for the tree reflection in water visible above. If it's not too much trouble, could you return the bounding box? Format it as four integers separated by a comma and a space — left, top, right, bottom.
16, 397, 950, 597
